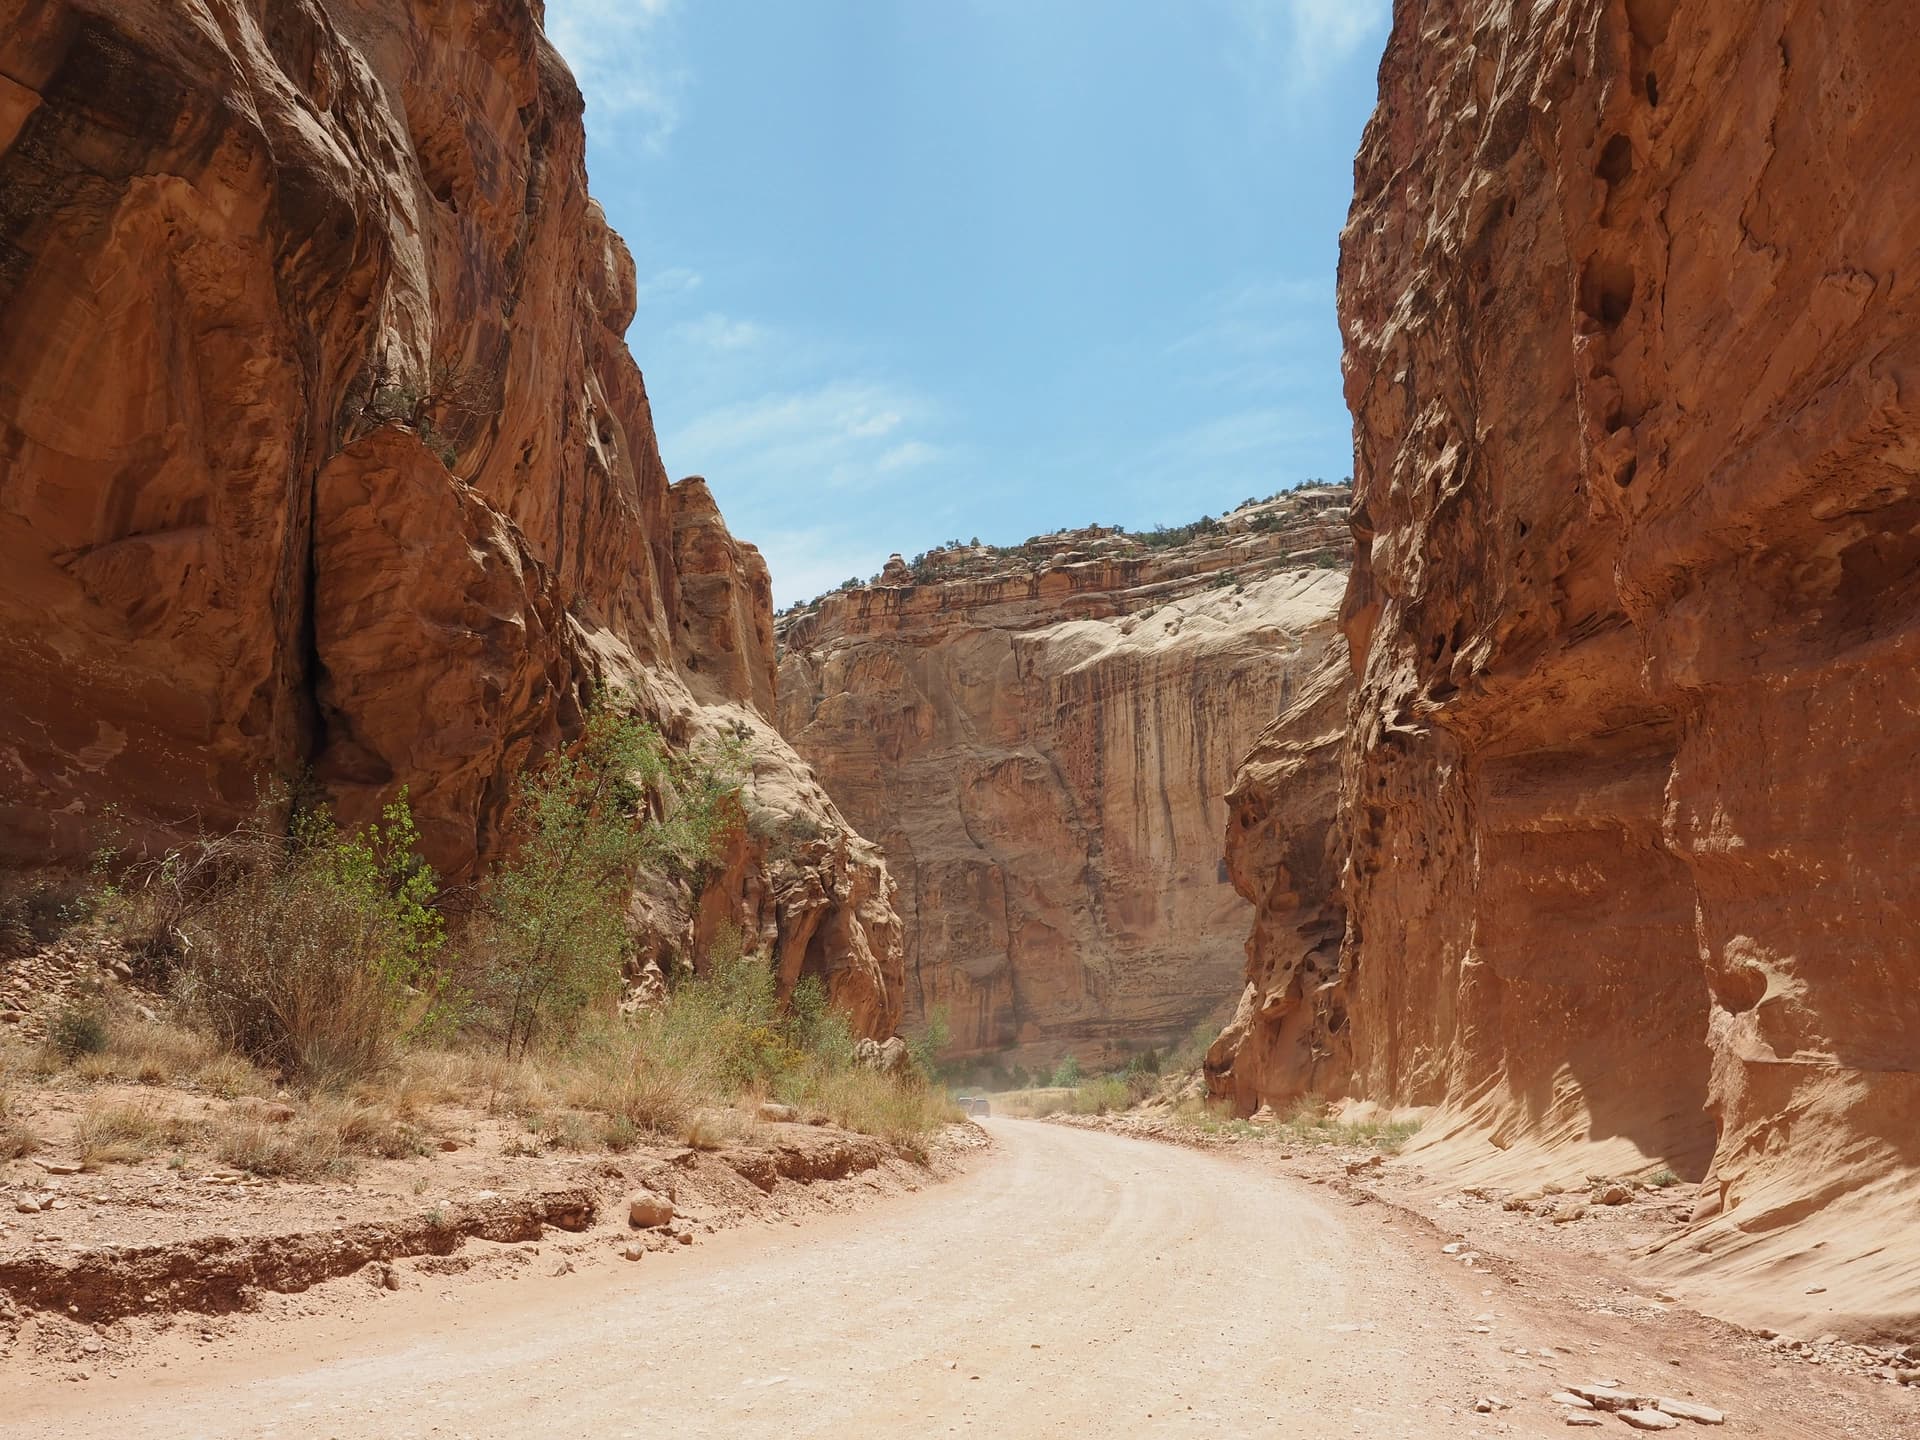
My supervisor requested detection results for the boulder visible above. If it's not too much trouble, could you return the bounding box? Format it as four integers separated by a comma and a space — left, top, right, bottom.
627, 1192, 675, 1230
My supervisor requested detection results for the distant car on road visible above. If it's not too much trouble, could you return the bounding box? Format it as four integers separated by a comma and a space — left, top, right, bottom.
954, 1095, 992, 1118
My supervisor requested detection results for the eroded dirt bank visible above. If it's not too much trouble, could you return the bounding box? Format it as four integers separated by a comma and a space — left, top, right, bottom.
7, 1120, 1915, 1439
1, 1095, 985, 1383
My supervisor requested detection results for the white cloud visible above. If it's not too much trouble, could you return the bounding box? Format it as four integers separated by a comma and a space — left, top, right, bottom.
1231, 0, 1390, 92
846, 411, 902, 440
673, 312, 765, 351
875, 440, 940, 473
634, 266, 702, 304
544, 0, 686, 150
665, 380, 940, 493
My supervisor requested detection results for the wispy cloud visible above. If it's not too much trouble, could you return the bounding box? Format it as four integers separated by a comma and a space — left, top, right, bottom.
544, 0, 686, 150
1231, 0, 1390, 93
634, 266, 702, 304
666, 379, 944, 494
673, 312, 765, 351
876, 440, 940, 473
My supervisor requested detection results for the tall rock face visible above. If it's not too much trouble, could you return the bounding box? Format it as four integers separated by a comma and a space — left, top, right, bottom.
0, 0, 901, 1032
1326, 0, 1920, 1330
1204, 635, 1352, 1115
777, 490, 1350, 1065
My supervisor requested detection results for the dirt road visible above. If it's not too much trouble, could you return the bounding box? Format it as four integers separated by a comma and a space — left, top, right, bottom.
4, 1120, 1907, 1438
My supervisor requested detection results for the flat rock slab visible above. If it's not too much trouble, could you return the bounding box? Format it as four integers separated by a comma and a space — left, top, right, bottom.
1656, 1397, 1726, 1424
1620, 1410, 1682, 1431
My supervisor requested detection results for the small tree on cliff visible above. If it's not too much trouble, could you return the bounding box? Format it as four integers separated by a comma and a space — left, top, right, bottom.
479, 701, 739, 1059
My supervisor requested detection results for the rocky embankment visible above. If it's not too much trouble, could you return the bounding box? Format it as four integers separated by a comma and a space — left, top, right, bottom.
0, 0, 899, 1028
776, 489, 1349, 1064
1208, 0, 1920, 1336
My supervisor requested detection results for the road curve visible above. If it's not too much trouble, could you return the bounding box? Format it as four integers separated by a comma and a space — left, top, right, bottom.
9, 1120, 1467, 1438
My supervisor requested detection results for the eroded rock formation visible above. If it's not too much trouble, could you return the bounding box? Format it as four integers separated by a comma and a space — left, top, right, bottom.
0, 0, 900, 1030
778, 490, 1350, 1064
1204, 634, 1351, 1114
1218, 0, 1920, 1332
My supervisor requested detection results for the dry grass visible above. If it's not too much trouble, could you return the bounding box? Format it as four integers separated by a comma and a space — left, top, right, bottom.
0, 1079, 39, 1160
546, 1025, 704, 1139
210, 1114, 340, 1179
70, 1016, 274, 1097
74, 1097, 201, 1168
805, 1068, 960, 1157
207, 1094, 425, 1180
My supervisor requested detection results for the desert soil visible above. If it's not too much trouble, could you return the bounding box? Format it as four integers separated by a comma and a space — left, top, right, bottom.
5, 1119, 1913, 1439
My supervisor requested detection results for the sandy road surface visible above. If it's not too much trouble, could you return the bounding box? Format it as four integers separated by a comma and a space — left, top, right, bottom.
5, 1119, 1898, 1438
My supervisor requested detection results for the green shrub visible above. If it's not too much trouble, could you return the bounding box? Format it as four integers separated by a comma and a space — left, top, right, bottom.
50, 1004, 109, 1061
546, 934, 956, 1149
906, 1004, 950, 1077
475, 701, 738, 1059
1048, 1055, 1081, 1089
1070, 1076, 1131, 1115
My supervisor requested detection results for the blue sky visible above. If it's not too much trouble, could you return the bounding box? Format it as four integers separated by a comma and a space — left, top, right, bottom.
544, 1, 1390, 606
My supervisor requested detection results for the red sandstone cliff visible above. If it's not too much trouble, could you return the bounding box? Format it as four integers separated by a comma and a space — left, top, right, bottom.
1205, 635, 1351, 1114
777, 491, 1350, 1066
0, 0, 900, 1032
1212, 0, 1920, 1335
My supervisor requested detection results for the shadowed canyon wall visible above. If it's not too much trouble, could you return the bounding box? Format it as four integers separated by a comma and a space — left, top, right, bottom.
777, 491, 1350, 1065
0, 0, 900, 1032
1210, 0, 1920, 1332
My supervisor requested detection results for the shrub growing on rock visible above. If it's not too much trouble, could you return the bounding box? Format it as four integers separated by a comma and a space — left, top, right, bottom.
474, 702, 739, 1060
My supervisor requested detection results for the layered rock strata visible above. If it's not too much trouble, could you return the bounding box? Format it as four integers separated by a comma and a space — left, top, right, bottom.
778, 489, 1350, 1063
0, 0, 900, 1030
1221, 0, 1920, 1332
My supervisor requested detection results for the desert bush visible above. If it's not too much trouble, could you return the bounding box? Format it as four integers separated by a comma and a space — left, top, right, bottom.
1272, 1096, 1419, 1151
535, 936, 956, 1149
905, 1004, 950, 1078
178, 792, 447, 1087
1069, 1076, 1131, 1115
49, 1004, 109, 1061
805, 1065, 957, 1157
0, 869, 108, 954
474, 702, 738, 1059
1048, 1055, 1081, 1089
635, 927, 801, 1095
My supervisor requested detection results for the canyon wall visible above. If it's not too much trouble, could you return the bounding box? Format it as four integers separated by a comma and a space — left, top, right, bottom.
777, 491, 1350, 1065
0, 0, 900, 1032
1233, 0, 1920, 1333
1204, 634, 1352, 1114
